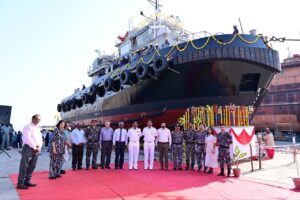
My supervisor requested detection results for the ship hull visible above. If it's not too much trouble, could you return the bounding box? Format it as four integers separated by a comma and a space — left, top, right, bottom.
63, 60, 277, 126
60, 34, 280, 127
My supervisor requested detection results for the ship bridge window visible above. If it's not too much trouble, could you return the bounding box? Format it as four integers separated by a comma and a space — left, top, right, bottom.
120, 41, 131, 57
93, 58, 101, 67
239, 73, 260, 92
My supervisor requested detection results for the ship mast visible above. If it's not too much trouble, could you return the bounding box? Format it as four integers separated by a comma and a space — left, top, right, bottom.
147, 0, 161, 12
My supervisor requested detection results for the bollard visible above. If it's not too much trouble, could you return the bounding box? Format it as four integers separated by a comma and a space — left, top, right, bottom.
293, 136, 296, 163
258, 141, 262, 170
250, 143, 254, 171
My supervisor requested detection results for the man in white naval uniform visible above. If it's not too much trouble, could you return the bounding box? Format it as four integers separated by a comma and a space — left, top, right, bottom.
127, 122, 142, 170
142, 120, 157, 170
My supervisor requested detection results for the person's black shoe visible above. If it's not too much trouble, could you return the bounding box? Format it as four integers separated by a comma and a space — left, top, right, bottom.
56, 174, 61, 178
165, 168, 169, 171
105, 166, 111, 169
92, 166, 97, 169
227, 168, 231, 178
86, 167, 90, 170
72, 168, 76, 171
77, 167, 82, 170
49, 176, 56, 180
173, 167, 177, 171
191, 164, 195, 171
60, 170, 66, 174
159, 168, 164, 170
178, 168, 183, 171
204, 167, 208, 173
119, 167, 123, 170
25, 182, 37, 187
218, 167, 225, 176
17, 184, 29, 189
101, 166, 104, 169
198, 167, 201, 172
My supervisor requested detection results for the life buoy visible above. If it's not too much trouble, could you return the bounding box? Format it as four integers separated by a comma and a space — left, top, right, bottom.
104, 78, 113, 91
136, 63, 149, 79
120, 70, 131, 85
153, 56, 169, 73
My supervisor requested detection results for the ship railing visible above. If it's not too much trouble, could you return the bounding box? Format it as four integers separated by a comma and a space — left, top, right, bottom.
87, 65, 98, 76
87, 51, 119, 76
182, 31, 225, 41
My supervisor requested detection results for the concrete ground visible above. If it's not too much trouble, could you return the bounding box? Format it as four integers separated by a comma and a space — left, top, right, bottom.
0, 141, 299, 200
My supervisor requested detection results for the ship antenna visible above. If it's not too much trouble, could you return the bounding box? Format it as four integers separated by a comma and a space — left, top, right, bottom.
238, 18, 244, 34
147, 0, 161, 12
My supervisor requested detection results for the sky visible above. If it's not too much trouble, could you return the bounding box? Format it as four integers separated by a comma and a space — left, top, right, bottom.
0, 0, 299, 130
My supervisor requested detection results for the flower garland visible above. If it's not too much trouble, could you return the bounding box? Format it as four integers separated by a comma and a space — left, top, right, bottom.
179, 105, 254, 128
111, 34, 268, 78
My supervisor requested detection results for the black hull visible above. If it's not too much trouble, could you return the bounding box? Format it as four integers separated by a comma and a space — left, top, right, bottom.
60, 34, 280, 126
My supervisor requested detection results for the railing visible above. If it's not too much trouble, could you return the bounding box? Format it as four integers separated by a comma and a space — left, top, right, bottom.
87, 65, 100, 76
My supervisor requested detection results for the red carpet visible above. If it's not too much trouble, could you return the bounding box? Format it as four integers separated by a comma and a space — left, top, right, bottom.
11, 161, 300, 200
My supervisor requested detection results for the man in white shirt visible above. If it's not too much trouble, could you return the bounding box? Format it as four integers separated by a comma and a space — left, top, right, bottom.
113, 121, 128, 169
157, 122, 172, 170
127, 122, 142, 170
142, 120, 157, 170
71, 123, 86, 170
17, 114, 43, 189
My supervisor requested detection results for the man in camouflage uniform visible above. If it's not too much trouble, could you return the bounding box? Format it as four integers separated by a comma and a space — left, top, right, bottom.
217, 124, 233, 177
85, 119, 100, 170
195, 124, 207, 172
172, 124, 184, 171
184, 122, 196, 170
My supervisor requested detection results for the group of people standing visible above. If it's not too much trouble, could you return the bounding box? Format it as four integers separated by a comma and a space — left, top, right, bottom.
172, 122, 232, 176
49, 119, 233, 177
0, 123, 22, 150
16, 114, 234, 190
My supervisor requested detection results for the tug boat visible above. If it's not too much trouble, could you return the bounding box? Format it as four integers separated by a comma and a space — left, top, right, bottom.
57, 1, 280, 127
